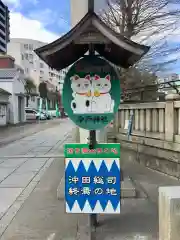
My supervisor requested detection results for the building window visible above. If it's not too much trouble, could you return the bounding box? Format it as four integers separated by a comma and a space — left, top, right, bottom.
24, 44, 28, 49
29, 54, 33, 61
31, 96, 35, 102
40, 70, 44, 75
0, 105, 5, 117
40, 62, 44, 68
25, 68, 29, 73
29, 44, 33, 50
24, 53, 28, 60
21, 54, 24, 60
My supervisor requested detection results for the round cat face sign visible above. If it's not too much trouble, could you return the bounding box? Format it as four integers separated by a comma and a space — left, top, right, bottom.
62, 56, 121, 130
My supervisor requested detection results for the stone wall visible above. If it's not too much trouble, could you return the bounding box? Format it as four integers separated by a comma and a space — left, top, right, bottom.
112, 94, 180, 179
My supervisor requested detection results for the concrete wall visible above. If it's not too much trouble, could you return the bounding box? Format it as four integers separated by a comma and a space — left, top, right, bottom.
13, 76, 25, 95
112, 94, 180, 179
0, 104, 7, 126
0, 81, 13, 94
13, 78, 26, 124
11, 95, 25, 124
0, 94, 9, 126
0, 77, 25, 124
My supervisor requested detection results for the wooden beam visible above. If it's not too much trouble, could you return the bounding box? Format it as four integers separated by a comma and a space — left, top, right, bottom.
88, 0, 94, 12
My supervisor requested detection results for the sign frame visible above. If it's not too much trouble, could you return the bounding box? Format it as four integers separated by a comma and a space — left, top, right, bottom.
65, 143, 121, 214
62, 56, 121, 130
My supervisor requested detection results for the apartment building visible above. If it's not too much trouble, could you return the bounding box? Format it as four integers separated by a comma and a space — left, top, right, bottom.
7, 38, 68, 91
0, 0, 10, 53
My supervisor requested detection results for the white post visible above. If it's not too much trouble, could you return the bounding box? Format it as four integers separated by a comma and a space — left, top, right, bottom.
71, 0, 88, 27
71, 0, 89, 144
159, 186, 180, 240
70, 0, 106, 145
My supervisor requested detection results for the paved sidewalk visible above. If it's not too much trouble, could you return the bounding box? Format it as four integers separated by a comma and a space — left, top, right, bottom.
0, 119, 72, 157
94, 149, 180, 240
1, 129, 179, 239
0, 156, 78, 240
0, 119, 63, 147
121, 149, 180, 204
0, 119, 74, 238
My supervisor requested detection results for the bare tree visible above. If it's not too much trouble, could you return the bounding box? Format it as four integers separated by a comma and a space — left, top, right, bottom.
101, 0, 180, 73
117, 67, 158, 101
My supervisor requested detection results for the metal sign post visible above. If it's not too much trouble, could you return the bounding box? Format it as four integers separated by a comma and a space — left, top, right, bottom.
62, 49, 121, 240
88, 44, 98, 228
89, 130, 98, 228
65, 143, 121, 214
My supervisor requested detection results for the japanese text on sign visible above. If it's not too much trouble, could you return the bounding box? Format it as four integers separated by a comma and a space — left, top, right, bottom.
67, 176, 117, 196
67, 147, 118, 154
64, 143, 120, 159
78, 116, 108, 124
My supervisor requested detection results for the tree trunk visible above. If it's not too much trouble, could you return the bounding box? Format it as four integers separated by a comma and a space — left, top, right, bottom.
26, 96, 29, 107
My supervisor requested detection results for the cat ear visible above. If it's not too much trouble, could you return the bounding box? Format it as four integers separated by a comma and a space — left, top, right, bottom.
105, 75, 110, 81
94, 75, 100, 80
85, 75, 91, 80
70, 75, 79, 81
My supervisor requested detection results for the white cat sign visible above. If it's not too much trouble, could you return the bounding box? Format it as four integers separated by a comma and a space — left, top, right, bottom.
70, 74, 115, 114
62, 56, 121, 130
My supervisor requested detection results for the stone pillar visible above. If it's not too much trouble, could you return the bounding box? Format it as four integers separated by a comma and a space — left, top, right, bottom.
114, 111, 119, 133
145, 109, 151, 131
165, 93, 180, 141
159, 186, 180, 240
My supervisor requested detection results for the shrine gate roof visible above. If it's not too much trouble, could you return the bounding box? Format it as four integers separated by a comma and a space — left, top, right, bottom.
35, 11, 150, 70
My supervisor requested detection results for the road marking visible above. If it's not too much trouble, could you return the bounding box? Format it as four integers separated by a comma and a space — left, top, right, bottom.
47, 233, 56, 240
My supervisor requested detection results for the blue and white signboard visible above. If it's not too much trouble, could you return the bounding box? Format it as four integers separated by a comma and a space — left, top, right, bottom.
64, 143, 121, 214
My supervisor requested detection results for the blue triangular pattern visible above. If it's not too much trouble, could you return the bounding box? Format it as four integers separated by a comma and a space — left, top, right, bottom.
75, 160, 88, 210
97, 160, 109, 210
65, 158, 120, 213
65, 160, 76, 210
109, 160, 121, 210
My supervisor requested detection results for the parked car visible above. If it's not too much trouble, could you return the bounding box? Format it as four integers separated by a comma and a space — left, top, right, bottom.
41, 110, 52, 120
25, 108, 47, 120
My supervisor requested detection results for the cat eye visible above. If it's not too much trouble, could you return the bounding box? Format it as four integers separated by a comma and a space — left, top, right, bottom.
104, 84, 108, 86
77, 84, 81, 87
97, 84, 101, 86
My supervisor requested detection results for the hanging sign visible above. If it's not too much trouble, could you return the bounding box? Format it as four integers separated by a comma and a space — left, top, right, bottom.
65, 143, 121, 214
62, 56, 121, 130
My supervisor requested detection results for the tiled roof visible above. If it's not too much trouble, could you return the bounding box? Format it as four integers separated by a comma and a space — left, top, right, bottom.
0, 69, 17, 79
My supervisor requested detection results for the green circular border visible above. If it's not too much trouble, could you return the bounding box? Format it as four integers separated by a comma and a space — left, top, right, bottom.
62, 56, 121, 130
